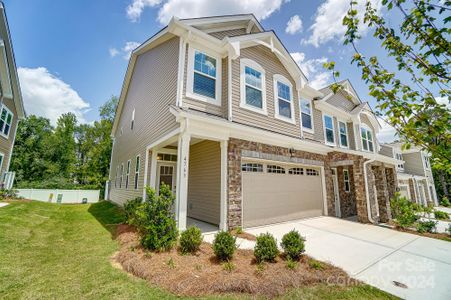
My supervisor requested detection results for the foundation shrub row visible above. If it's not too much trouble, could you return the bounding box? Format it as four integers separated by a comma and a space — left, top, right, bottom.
123, 186, 308, 266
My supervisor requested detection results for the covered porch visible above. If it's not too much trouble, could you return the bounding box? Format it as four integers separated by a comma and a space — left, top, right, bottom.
142, 125, 228, 232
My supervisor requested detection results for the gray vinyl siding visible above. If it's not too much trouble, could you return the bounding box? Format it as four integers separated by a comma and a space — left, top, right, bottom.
109, 36, 180, 205
187, 140, 221, 225
0, 97, 18, 174
208, 28, 246, 39
380, 145, 394, 158
312, 105, 324, 142
182, 44, 226, 117
231, 45, 301, 138
347, 122, 356, 150
403, 152, 426, 176
325, 90, 356, 112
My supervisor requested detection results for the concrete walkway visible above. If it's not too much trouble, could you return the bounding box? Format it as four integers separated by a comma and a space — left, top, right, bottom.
0, 202, 9, 208
205, 217, 451, 300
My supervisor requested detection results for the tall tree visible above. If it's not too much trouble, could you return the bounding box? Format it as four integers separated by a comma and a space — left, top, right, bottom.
99, 95, 119, 122
325, 0, 450, 171
10, 115, 55, 184
51, 113, 78, 179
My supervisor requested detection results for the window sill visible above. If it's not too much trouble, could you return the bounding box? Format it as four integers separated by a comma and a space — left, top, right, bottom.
239, 102, 268, 116
325, 141, 336, 147
0, 132, 10, 140
274, 114, 296, 125
186, 91, 221, 107
302, 127, 314, 134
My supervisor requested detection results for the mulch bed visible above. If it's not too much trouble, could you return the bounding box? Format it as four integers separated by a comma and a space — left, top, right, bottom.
113, 225, 360, 298
383, 221, 451, 242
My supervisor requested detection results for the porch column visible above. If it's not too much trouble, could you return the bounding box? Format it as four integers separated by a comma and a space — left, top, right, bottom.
149, 150, 158, 189
220, 140, 228, 231
176, 132, 191, 231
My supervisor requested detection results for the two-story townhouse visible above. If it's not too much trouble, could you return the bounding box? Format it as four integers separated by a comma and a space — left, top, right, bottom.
380, 142, 438, 206
108, 14, 399, 231
0, 3, 25, 188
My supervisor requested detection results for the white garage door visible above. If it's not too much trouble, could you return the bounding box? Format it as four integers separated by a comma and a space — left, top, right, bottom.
242, 162, 324, 228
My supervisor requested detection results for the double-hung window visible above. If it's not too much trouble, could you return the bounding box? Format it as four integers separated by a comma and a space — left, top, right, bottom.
396, 153, 404, 171
323, 114, 335, 145
361, 126, 374, 152
343, 169, 350, 192
130, 108, 135, 130
187, 47, 221, 104
274, 75, 294, 122
300, 99, 313, 132
338, 121, 348, 148
240, 59, 266, 113
125, 160, 131, 189
115, 166, 119, 188
134, 156, 140, 190
0, 106, 13, 138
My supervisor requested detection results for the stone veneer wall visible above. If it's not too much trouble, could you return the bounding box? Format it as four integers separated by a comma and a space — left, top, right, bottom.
336, 166, 357, 218
226, 138, 394, 228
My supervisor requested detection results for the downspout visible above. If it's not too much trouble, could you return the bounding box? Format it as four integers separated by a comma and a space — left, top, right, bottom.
363, 157, 376, 223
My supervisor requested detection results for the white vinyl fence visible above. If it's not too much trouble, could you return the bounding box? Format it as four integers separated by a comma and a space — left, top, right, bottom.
17, 189, 100, 204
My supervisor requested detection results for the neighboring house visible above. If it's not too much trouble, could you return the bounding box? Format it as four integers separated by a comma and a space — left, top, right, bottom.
380, 142, 438, 206
108, 14, 398, 231
0, 3, 25, 188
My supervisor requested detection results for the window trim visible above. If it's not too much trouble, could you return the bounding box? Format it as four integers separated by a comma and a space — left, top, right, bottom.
343, 169, 350, 192
186, 45, 222, 106
360, 124, 374, 153
239, 58, 267, 115
273, 74, 295, 124
323, 113, 336, 146
300, 98, 314, 133
0, 105, 14, 139
134, 155, 140, 190
115, 165, 119, 188
338, 120, 349, 149
125, 160, 131, 189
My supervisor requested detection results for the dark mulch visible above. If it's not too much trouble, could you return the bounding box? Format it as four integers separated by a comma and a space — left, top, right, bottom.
114, 225, 360, 298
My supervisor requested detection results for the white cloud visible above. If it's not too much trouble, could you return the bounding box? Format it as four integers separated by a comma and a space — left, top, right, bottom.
109, 48, 119, 57
18, 67, 90, 126
285, 14, 302, 34
126, 0, 286, 25
376, 116, 398, 143
127, 0, 162, 22
122, 41, 141, 59
303, 0, 382, 47
291, 52, 331, 89
436, 96, 450, 109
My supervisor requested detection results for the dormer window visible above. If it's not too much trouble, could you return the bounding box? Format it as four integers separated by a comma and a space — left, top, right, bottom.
187, 46, 221, 105
240, 59, 266, 114
274, 75, 294, 123
361, 126, 374, 152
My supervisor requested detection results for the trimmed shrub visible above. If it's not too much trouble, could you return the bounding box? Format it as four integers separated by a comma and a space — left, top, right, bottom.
434, 210, 449, 220
123, 197, 142, 225
134, 185, 178, 251
390, 193, 419, 228
416, 220, 437, 233
254, 233, 279, 263
213, 231, 236, 261
179, 226, 203, 254
280, 230, 305, 260
440, 197, 450, 207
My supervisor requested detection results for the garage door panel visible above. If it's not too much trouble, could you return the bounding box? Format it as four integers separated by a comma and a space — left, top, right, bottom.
242, 168, 323, 228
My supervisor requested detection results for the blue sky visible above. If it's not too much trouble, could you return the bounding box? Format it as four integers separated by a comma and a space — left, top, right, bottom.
4, 0, 411, 140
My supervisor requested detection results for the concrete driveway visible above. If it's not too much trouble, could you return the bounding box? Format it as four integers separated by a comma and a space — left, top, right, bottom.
242, 217, 451, 300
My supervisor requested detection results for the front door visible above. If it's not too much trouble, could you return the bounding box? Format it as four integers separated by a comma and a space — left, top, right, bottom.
157, 164, 176, 194
331, 168, 341, 218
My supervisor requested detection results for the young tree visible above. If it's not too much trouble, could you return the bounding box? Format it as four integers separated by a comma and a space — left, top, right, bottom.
325, 0, 450, 171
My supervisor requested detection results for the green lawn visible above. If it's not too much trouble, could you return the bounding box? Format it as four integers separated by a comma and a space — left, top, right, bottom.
0, 200, 397, 299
